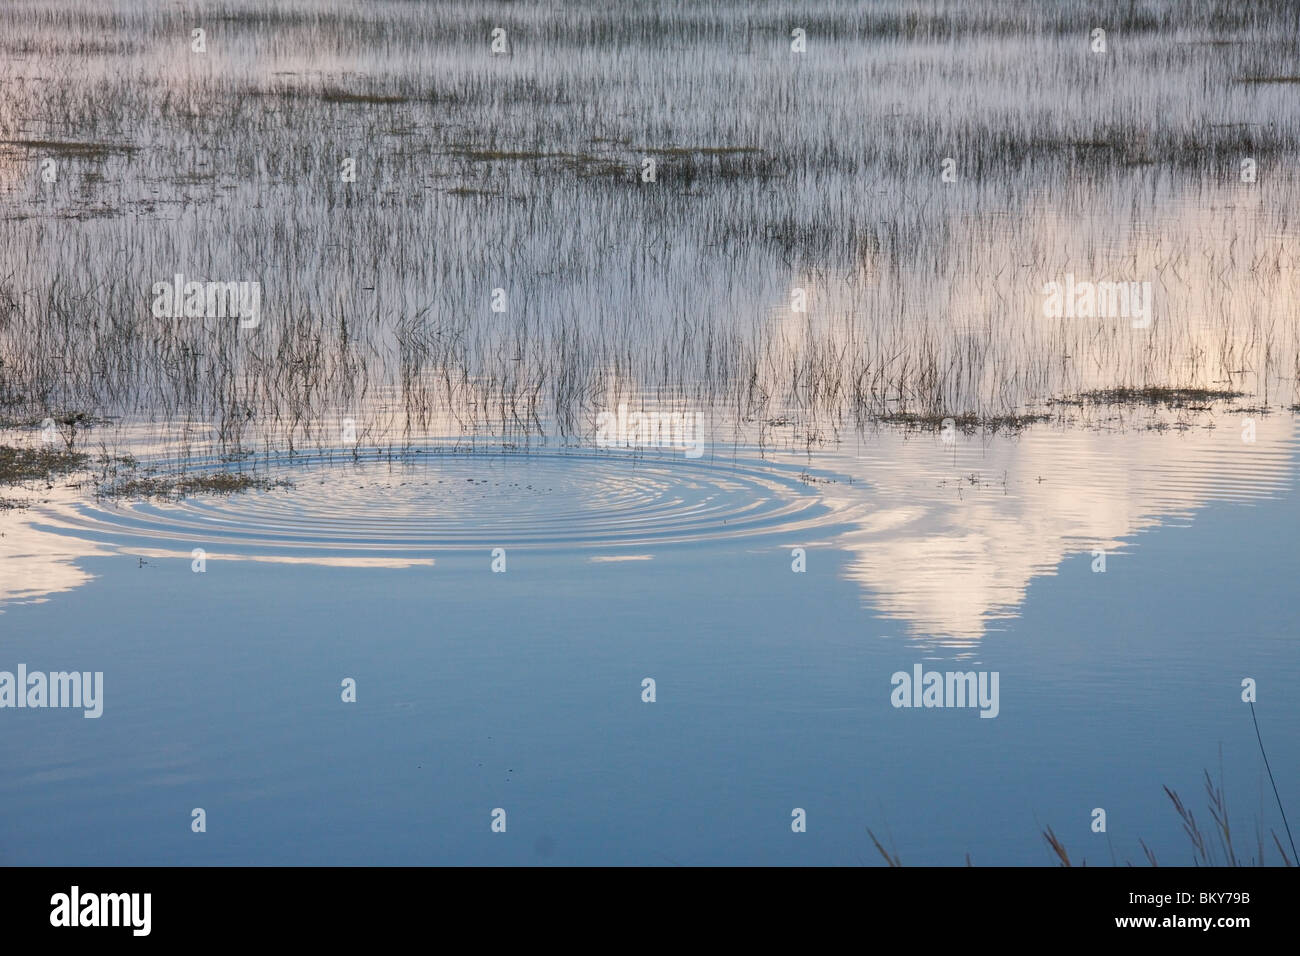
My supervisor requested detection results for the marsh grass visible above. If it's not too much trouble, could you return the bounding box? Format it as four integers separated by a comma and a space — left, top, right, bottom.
1073, 767, 1294, 867
867, 769, 1296, 867
871, 707, 1296, 867
884, 712, 1297, 867
0, 0, 1298, 460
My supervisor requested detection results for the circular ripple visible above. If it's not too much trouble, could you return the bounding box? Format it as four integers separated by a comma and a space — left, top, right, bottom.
37, 449, 839, 557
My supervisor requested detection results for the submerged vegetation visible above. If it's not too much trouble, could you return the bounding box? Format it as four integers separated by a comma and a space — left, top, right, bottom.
0, 445, 88, 484
0, 442, 289, 505
1074, 387, 1246, 407
94, 471, 291, 501
875, 411, 1054, 434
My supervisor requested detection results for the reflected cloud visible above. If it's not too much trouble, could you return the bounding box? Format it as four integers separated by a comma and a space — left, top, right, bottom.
816, 417, 1296, 646
0, 495, 109, 610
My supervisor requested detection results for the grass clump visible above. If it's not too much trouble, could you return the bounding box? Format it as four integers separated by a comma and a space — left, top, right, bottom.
0, 138, 137, 159
319, 88, 410, 105
1078, 387, 1244, 407
0, 445, 89, 484
96, 473, 291, 501
876, 411, 1051, 434
0, 445, 290, 505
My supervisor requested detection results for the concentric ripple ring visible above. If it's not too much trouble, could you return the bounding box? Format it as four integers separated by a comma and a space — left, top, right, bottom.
30, 448, 847, 558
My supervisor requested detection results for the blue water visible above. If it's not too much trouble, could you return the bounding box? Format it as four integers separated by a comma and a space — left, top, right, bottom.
2, 439, 1296, 866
